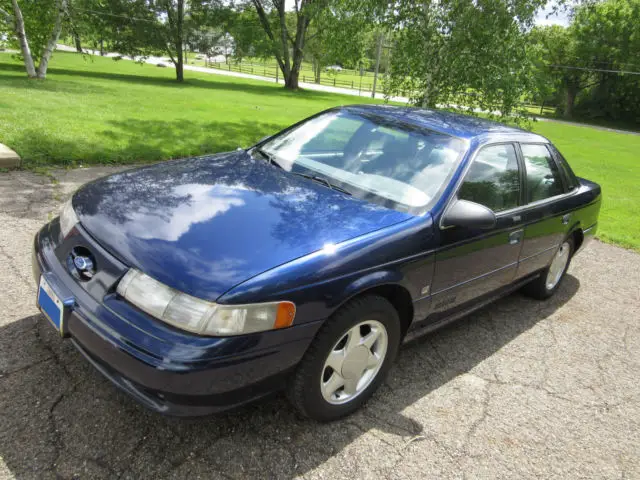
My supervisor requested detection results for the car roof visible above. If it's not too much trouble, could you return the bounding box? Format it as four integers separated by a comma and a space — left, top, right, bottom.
342, 105, 548, 143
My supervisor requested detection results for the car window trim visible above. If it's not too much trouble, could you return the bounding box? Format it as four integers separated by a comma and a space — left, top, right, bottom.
494, 187, 581, 218
439, 141, 521, 230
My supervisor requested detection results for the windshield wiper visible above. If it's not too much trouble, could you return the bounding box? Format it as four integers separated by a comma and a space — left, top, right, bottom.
254, 147, 282, 168
291, 172, 352, 196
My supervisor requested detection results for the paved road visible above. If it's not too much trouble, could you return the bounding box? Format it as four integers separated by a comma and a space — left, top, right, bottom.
1, 167, 639, 479
54, 45, 399, 102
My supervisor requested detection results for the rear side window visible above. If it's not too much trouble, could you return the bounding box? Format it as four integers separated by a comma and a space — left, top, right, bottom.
549, 145, 579, 190
458, 144, 520, 212
520, 144, 565, 202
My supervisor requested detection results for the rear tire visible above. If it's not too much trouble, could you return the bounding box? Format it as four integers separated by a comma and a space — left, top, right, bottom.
522, 236, 574, 300
287, 295, 401, 422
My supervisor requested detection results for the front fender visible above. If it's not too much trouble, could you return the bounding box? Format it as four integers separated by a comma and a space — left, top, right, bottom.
219, 214, 436, 325
334, 270, 405, 309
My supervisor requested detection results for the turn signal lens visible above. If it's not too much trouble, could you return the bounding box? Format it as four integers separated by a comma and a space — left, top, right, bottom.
274, 302, 296, 329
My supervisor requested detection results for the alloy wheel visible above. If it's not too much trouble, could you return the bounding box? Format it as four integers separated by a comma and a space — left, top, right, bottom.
320, 320, 388, 405
546, 241, 571, 290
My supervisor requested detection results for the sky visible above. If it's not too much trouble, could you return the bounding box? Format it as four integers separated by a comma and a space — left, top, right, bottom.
534, 3, 571, 26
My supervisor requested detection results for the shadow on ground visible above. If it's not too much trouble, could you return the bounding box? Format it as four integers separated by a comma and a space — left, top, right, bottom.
0, 63, 341, 101
0, 276, 579, 479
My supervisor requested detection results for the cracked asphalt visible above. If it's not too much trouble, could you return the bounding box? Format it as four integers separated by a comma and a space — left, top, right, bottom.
1, 166, 639, 479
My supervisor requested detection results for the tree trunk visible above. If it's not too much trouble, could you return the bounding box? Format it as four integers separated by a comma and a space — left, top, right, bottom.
175, 52, 184, 81
73, 30, 82, 53
278, 6, 292, 88
167, 0, 185, 82
10, 0, 37, 78
564, 86, 577, 119
251, 0, 288, 88
36, 0, 66, 79
285, 72, 299, 89
284, 15, 309, 91
312, 58, 320, 83
100, 39, 104, 56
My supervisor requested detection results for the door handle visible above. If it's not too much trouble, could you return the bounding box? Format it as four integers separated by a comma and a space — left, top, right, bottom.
562, 213, 572, 225
509, 229, 524, 245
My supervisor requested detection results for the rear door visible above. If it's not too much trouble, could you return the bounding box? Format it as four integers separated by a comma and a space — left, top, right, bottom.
514, 143, 574, 279
431, 143, 526, 314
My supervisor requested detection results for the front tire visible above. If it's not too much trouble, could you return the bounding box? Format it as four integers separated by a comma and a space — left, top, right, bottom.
287, 295, 401, 422
523, 236, 574, 300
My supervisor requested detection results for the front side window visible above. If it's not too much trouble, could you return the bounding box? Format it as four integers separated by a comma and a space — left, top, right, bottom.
458, 144, 520, 212
260, 111, 466, 213
520, 144, 565, 202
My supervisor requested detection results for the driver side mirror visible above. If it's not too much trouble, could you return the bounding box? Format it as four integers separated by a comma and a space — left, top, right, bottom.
442, 199, 496, 230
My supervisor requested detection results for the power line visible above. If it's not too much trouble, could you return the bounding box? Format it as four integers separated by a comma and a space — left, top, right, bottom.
548, 64, 640, 75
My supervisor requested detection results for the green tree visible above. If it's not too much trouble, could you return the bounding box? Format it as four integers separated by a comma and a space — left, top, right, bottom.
249, 0, 312, 89
571, 0, 640, 122
77, 0, 226, 82
527, 25, 592, 118
304, 7, 373, 83
227, 6, 273, 61
528, 0, 640, 121
1, 0, 68, 78
378, 0, 547, 120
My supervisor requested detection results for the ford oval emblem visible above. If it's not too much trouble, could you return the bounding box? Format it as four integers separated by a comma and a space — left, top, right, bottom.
73, 255, 93, 271
68, 246, 97, 280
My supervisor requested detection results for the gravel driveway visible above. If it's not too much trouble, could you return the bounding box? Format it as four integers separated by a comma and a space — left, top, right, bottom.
1, 167, 638, 479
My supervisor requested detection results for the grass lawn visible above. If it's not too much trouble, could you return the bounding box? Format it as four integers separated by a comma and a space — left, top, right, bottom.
0, 52, 380, 167
531, 121, 640, 251
1, 52, 639, 251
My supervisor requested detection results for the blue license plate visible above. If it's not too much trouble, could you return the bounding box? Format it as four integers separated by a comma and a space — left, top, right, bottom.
38, 276, 64, 333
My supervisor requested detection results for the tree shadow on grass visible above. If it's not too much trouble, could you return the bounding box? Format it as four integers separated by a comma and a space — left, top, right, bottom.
0, 275, 580, 478
11, 118, 286, 167
0, 75, 110, 96
0, 62, 345, 102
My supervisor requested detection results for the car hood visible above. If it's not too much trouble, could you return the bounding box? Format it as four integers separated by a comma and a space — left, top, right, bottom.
73, 151, 412, 300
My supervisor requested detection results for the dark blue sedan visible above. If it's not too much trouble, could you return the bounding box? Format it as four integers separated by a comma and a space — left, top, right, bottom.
33, 106, 601, 421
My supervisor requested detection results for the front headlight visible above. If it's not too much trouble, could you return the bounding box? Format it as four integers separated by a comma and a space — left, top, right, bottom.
116, 269, 296, 336
59, 197, 79, 238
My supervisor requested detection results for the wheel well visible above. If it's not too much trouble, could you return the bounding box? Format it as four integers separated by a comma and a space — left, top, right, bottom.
356, 284, 414, 337
572, 228, 584, 252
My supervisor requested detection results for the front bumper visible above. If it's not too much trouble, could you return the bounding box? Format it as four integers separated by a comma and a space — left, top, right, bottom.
33, 220, 321, 416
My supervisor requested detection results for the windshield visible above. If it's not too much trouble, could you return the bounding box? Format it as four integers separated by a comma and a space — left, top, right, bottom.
260, 110, 466, 213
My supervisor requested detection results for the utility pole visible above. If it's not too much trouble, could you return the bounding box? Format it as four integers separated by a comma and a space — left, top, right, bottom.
371, 33, 383, 99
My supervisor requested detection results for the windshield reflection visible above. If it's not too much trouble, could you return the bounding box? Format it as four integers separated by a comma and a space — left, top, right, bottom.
262, 110, 465, 211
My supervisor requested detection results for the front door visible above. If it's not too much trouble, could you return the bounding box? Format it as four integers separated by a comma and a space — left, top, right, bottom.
431, 143, 525, 314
